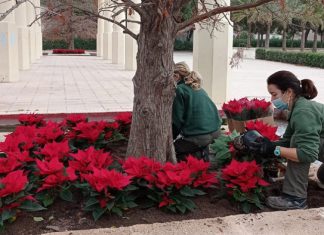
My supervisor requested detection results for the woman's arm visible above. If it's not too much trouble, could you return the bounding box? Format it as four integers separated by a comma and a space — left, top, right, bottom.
278, 147, 299, 162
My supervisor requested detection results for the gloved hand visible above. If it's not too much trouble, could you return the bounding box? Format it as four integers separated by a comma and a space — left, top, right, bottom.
233, 130, 264, 152
250, 136, 276, 156
233, 130, 275, 157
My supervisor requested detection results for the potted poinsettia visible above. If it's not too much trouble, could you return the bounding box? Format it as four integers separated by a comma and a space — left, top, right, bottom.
222, 98, 274, 133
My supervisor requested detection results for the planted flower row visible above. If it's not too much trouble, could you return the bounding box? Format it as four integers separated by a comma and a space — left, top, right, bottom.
0, 113, 219, 228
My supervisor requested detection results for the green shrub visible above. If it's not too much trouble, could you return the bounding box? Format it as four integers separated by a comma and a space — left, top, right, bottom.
256, 49, 324, 68
43, 38, 96, 50
234, 37, 324, 48
174, 39, 193, 51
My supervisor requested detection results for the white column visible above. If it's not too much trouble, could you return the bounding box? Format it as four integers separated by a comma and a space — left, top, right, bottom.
96, 0, 104, 57
102, 2, 112, 60
15, 2, 30, 70
26, 1, 36, 63
0, 0, 19, 82
112, 10, 125, 64
34, 0, 42, 59
125, 1, 140, 70
193, 0, 233, 106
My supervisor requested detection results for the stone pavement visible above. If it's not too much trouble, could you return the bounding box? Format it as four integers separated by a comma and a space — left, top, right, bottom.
0, 52, 324, 115
43, 207, 324, 235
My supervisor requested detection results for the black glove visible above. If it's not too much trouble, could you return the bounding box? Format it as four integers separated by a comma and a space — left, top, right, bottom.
233, 130, 264, 152
250, 137, 276, 157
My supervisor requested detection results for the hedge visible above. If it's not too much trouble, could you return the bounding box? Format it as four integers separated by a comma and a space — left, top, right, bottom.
43, 38, 96, 50
256, 49, 324, 68
234, 38, 324, 48
174, 39, 193, 51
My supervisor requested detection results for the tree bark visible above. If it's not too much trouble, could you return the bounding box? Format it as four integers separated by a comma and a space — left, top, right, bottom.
247, 22, 252, 48
126, 14, 177, 163
257, 32, 260, 47
282, 23, 287, 51
312, 28, 318, 52
300, 22, 305, 52
265, 22, 271, 48
305, 28, 310, 47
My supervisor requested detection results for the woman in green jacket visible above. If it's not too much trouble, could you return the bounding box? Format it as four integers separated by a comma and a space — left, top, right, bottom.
253, 70, 324, 210
172, 62, 222, 161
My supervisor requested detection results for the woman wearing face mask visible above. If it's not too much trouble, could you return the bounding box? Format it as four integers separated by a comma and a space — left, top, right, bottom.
252, 70, 324, 210
172, 62, 222, 161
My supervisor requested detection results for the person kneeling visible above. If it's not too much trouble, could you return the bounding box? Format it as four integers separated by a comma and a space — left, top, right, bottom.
172, 62, 222, 162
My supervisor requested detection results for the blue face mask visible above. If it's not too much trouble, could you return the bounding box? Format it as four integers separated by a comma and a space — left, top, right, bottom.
272, 97, 288, 110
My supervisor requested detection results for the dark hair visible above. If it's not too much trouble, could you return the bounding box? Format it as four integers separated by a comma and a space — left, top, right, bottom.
267, 70, 318, 100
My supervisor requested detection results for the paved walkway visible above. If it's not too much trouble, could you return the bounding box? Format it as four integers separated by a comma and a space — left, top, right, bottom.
0, 52, 324, 115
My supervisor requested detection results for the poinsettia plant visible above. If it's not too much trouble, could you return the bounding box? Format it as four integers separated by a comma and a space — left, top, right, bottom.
122, 156, 218, 214
222, 98, 272, 121
221, 159, 269, 213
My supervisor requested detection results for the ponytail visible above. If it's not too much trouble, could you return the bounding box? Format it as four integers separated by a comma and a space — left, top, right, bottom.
184, 71, 202, 90
301, 79, 318, 100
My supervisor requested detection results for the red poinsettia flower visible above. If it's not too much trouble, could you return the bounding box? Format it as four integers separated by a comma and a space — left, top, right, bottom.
114, 112, 132, 125
7, 150, 34, 163
156, 168, 193, 189
82, 168, 132, 193
35, 121, 64, 144
0, 170, 28, 197
245, 120, 279, 141
122, 156, 162, 183
72, 121, 105, 143
18, 113, 45, 126
159, 194, 175, 208
0, 155, 22, 174
185, 155, 210, 173
221, 159, 269, 193
222, 99, 244, 114
37, 167, 77, 192
64, 114, 87, 125
36, 158, 64, 175
37, 140, 70, 161
105, 121, 119, 130
193, 172, 218, 188
69, 146, 113, 174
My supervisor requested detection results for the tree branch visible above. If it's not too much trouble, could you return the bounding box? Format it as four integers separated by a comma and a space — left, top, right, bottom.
0, 0, 27, 21
72, 4, 138, 40
177, 0, 275, 31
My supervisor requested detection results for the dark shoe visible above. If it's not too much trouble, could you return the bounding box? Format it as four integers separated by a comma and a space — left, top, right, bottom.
266, 195, 307, 210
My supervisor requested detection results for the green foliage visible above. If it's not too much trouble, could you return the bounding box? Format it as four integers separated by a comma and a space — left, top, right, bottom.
209, 131, 240, 169
181, 0, 197, 21
174, 39, 193, 51
233, 37, 324, 48
256, 49, 324, 68
43, 38, 96, 50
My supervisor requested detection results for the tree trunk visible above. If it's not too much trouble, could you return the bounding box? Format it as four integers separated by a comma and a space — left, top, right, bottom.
126, 15, 177, 163
261, 33, 264, 47
305, 28, 310, 47
257, 32, 260, 47
300, 22, 305, 52
290, 33, 294, 48
282, 23, 287, 51
312, 29, 318, 52
247, 22, 252, 48
265, 22, 271, 48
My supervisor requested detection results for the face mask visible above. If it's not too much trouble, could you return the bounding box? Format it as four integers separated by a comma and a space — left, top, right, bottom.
272, 97, 288, 110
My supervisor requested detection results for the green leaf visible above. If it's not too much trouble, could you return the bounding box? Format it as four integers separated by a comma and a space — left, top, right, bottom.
125, 185, 138, 191
191, 189, 206, 196
19, 201, 46, 212
111, 207, 123, 217
126, 201, 138, 209
92, 208, 106, 221
1, 210, 16, 221
147, 194, 158, 202
85, 197, 99, 208
59, 189, 74, 202
180, 186, 195, 197
106, 201, 115, 211
176, 204, 187, 214
181, 198, 196, 212
242, 202, 251, 213
167, 205, 177, 213
33, 217, 44, 222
